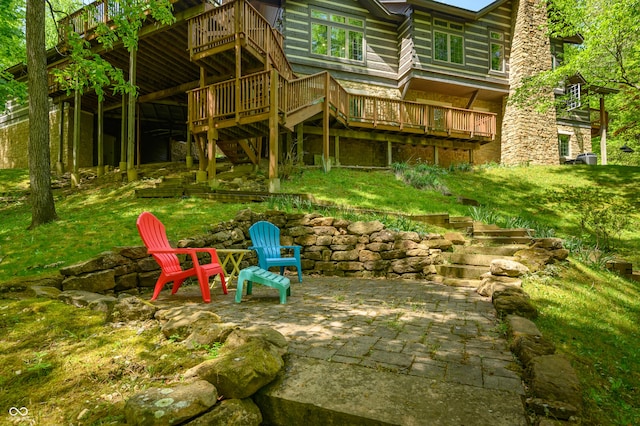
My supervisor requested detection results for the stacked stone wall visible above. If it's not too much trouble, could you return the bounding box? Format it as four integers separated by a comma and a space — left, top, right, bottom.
50, 211, 453, 296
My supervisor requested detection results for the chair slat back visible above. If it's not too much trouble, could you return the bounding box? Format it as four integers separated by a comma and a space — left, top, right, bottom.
137, 212, 182, 273
249, 221, 282, 258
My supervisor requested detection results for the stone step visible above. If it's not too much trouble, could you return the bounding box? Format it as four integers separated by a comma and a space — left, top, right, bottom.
442, 252, 516, 267
452, 244, 528, 257
431, 275, 483, 288
471, 236, 534, 245
255, 356, 525, 426
435, 264, 488, 280
473, 228, 533, 237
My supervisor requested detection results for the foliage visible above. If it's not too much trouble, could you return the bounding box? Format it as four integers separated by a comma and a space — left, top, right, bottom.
0, 0, 27, 110
391, 161, 451, 194
545, 187, 635, 250
53, 0, 176, 99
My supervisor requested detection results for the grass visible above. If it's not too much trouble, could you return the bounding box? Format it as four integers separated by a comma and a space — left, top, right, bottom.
1, 162, 640, 424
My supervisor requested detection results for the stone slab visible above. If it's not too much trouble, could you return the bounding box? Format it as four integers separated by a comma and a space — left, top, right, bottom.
255, 356, 527, 426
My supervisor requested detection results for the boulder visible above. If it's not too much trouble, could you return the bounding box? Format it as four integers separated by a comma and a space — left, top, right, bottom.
115, 246, 149, 260
156, 306, 222, 341
490, 259, 530, 277
58, 290, 117, 313
27, 285, 62, 299
347, 220, 384, 235
476, 275, 522, 297
62, 269, 116, 293
59, 251, 130, 276
493, 291, 537, 319
185, 398, 262, 425
106, 295, 158, 323
514, 248, 555, 272
223, 327, 288, 357
526, 355, 582, 420
185, 340, 284, 399
511, 334, 556, 367
531, 238, 564, 250
124, 379, 218, 426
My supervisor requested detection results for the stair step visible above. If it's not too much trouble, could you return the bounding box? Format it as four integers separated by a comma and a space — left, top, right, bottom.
473, 228, 533, 237
472, 236, 534, 245
435, 264, 488, 280
442, 252, 516, 267
453, 244, 529, 257
431, 275, 483, 288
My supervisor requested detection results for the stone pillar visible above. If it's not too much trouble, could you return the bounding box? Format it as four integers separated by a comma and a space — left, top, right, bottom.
501, 0, 559, 165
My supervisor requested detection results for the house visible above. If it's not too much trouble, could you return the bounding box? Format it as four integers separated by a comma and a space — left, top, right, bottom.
0, 0, 597, 188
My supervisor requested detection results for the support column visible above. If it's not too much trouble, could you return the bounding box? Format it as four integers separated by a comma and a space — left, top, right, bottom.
268, 69, 280, 192
120, 96, 127, 171
72, 89, 81, 186
434, 146, 439, 166
207, 128, 217, 187
56, 101, 65, 175
322, 72, 331, 172
296, 124, 304, 164
97, 100, 104, 176
127, 48, 138, 182
387, 140, 392, 166
468, 148, 474, 165
334, 135, 340, 166
196, 134, 208, 182
600, 96, 607, 165
186, 128, 193, 168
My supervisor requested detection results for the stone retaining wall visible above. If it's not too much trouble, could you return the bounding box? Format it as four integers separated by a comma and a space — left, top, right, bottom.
53, 210, 453, 295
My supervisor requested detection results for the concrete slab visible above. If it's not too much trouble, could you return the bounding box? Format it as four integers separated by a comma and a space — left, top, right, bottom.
256, 356, 527, 426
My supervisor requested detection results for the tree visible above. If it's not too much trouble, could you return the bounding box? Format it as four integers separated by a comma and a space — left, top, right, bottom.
26, 0, 58, 228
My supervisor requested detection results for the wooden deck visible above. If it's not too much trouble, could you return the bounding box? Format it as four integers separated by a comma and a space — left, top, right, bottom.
188, 69, 496, 142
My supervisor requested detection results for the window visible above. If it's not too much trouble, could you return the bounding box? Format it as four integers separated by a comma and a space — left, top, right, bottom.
311, 9, 364, 62
433, 19, 464, 64
489, 30, 504, 72
558, 134, 571, 157
566, 83, 581, 110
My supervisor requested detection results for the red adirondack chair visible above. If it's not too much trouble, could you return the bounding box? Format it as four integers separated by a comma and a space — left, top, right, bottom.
136, 212, 227, 303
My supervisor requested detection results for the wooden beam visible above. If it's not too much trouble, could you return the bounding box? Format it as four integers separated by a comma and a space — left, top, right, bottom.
127, 48, 138, 181
465, 90, 479, 110
269, 69, 280, 191
97, 100, 104, 176
600, 96, 607, 165
323, 72, 330, 169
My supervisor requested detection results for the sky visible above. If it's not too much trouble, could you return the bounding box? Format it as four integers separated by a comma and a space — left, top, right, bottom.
434, 0, 497, 11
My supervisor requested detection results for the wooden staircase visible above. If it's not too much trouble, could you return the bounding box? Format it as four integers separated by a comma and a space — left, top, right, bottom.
434, 222, 534, 287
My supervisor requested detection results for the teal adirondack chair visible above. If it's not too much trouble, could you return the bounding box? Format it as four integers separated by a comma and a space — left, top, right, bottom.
248, 221, 302, 282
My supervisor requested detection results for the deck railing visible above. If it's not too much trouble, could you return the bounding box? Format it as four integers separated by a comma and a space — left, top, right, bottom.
188, 0, 295, 80
57, 0, 137, 44
189, 70, 496, 140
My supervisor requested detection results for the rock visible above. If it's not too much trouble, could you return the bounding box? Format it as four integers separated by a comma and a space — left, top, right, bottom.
526, 398, 581, 422
185, 398, 262, 425
331, 250, 359, 261
58, 290, 117, 313
1, 275, 64, 293
369, 229, 395, 242
347, 220, 384, 235
505, 315, 541, 339
493, 292, 537, 319
106, 295, 158, 323
185, 340, 284, 399
531, 238, 564, 250
234, 209, 255, 222
550, 248, 569, 261
124, 379, 218, 426
443, 232, 466, 245
223, 327, 288, 357
62, 269, 117, 293
115, 246, 149, 260
420, 239, 453, 250
59, 251, 130, 276
511, 334, 556, 367
514, 248, 555, 272
156, 306, 222, 341
476, 275, 522, 297
526, 355, 582, 419
184, 323, 239, 347
114, 272, 138, 291
490, 259, 530, 277
391, 257, 428, 274
27, 285, 62, 299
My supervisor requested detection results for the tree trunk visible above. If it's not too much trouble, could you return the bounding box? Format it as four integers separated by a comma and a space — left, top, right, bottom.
26, 0, 57, 229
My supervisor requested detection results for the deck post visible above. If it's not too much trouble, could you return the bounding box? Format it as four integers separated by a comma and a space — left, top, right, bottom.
268, 68, 280, 192
599, 96, 607, 165
334, 135, 340, 166
56, 101, 65, 175
323, 72, 330, 171
387, 140, 392, 166
120, 96, 127, 171
434, 146, 439, 166
186, 128, 193, 168
207, 127, 218, 186
127, 47, 138, 182
296, 124, 304, 164
97, 100, 104, 176
72, 89, 80, 186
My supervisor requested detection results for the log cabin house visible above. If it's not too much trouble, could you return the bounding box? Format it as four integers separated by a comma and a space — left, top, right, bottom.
0, 0, 598, 189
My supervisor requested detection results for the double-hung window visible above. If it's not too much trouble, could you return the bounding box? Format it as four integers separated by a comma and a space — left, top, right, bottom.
558, 133, 571, 157
489, 30, 505, 72
311, 9, 365, 62
566, 83, 581, 110
433, 19, 464, 65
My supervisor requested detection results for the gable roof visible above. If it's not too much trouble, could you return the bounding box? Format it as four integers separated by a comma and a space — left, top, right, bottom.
381, 0, 509, 20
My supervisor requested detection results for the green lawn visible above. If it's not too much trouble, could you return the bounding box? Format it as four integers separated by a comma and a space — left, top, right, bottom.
1, 163, 639, 424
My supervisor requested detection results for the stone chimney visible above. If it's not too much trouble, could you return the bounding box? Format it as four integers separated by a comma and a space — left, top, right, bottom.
501, 0, 559, 165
